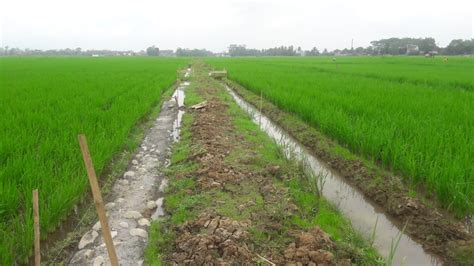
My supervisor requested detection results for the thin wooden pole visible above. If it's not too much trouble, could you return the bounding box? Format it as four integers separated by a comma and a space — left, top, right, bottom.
78, 134, 119, 266
259, 90, 263, 126
32, 189, 40, 266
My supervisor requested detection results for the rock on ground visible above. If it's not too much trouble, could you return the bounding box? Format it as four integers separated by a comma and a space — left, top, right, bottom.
78, 230, 99, 249
130, 228, 148, 238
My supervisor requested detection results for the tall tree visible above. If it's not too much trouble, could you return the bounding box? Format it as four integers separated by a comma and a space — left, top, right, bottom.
146, 46, 159, 56
445, 39, 474, 55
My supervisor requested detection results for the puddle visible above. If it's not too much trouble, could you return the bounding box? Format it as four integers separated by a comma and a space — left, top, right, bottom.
153, 80, 190, 220
184, 68, 191, 78
171, 82, 188, 142
226, 86, 442, 266
151, 198, 165, 220
172, 82, 187, 108
158, 179, 168, 192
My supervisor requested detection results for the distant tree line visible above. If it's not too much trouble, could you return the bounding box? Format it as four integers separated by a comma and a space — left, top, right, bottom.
175, 48, 213, 57
369, 37, 437, 55
2, 38, 473, 57
368, 38, 474, 55
0, 46, 211, 57
443, 39, 474, 55
227, 38, 474, 57
0, 46, 144, 56
228, 45, 301, 56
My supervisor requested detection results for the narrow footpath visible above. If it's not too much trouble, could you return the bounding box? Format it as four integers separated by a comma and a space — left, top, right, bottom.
146, 63, 380, 265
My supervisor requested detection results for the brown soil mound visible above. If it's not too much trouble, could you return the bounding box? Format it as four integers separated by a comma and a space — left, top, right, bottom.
171, 213, 347, 265
282, 227, 337, 265
171, 214, 254, 265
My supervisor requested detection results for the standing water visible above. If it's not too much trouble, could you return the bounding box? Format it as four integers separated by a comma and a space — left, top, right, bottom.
226, 86, 442, 266
170, 81, 188, 142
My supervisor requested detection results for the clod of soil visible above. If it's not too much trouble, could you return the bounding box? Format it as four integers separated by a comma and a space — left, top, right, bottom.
171, 214, 253, 265
282, 227, 336, 265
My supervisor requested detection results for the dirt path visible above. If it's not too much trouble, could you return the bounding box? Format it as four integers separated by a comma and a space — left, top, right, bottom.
68, 72, 190, 265
147, 64, 380, 265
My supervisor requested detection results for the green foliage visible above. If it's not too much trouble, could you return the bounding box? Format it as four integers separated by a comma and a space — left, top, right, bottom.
175, 48, 213, 57
228, 45, 299, 57
0, 57, 187, 264
145, 220, 171, 266
146, 46, 160, 56
445, 39, 474, 55
206, 56, 474, 215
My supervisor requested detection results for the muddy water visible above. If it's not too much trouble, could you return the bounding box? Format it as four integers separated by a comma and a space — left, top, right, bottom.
171, 81, 187, 142
226, 86, 442, 266
152, 81, 187, 220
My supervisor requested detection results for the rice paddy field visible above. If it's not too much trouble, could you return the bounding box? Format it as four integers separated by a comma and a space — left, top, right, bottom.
1, 56, 473, 264
0, 57, 186, 263
206, 56, 474, 216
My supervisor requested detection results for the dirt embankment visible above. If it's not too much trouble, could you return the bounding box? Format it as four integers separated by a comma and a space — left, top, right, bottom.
224, 79, 474, 265
172, 88, 343, 264
154, 67, 378, 265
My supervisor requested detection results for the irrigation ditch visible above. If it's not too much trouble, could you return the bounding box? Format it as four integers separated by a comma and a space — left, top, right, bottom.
219, 74, 473, 264
225, 85, 438, 265
66, 70, 190, 265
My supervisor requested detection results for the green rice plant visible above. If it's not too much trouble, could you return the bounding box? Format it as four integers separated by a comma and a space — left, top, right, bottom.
0, 57, 187, 264
370, 215, 379, 247
206, 56, 474, 216
386, 222, 408, 266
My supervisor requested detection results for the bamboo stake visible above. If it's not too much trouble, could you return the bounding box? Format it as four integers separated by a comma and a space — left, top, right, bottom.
32, 189, 40, 266
259, 90, 263, 126
78, 134, 119, 266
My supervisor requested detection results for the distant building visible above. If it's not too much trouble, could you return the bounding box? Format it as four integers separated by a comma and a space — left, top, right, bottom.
159, 50, 175, 57
406, 44, 419, 55
214, 52, 230, 57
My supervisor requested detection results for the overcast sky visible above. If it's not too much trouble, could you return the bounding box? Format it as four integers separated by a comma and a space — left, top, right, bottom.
1, 0, 473, 52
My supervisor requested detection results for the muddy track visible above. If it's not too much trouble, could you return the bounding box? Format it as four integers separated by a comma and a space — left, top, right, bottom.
154, 65, 380, 265
223, 79, 474, 265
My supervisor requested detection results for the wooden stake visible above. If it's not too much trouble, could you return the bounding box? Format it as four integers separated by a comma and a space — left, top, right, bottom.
32, 189, 40, 266
260, 90, 263, 126
78, 134, 119, 266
